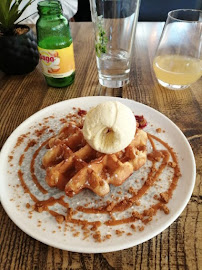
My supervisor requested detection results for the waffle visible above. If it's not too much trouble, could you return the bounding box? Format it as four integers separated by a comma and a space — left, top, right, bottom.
42, 122, 148, 197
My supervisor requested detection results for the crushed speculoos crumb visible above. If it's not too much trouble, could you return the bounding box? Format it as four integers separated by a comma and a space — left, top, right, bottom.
156, 128, 162, 133
91, 223, 100, 231
115, 230, 125, 236
55, 215, 65, 224
131, 224, 136, 231
143, 208, 155, 217
160, 192, 169, 203
105, 234, 111, 239
138, 226, 145, 231
73, 232, 80, 237
128, 186, 137, 195
146, 177, 153, 186
134, 200, 141, 206
81, 223, 89, 231
83, 231, 90, 240
106, 201, 116, 212
26, 203, 30, 209
93, 231, 102, 242
168, 161, 177, 168
153, 194, 160, 200
160, 204, 170, 214
127, 232, 132, 236
34, 203, 46, 213
132, 211, 142, 219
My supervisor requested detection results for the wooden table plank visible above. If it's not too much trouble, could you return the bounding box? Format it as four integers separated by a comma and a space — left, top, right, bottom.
0, 22, 201, 270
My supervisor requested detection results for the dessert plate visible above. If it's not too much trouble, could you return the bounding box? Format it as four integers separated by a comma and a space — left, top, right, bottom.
0, 96, 196, 253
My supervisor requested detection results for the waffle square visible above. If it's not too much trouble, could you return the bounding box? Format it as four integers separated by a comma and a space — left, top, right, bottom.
42, 122, 148, 197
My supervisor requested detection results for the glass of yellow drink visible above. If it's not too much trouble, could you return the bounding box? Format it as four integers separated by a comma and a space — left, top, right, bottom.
153, 9, 202, 90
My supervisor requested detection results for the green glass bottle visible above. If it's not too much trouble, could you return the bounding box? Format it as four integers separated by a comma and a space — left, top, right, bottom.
36, 0, 75, 88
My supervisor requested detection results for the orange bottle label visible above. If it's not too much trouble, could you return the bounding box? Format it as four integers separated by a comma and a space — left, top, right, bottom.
38, 44, 75, 78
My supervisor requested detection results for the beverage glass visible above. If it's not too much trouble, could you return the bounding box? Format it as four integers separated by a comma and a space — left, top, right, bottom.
89, 0, 141, 88
153, 9, 202, 90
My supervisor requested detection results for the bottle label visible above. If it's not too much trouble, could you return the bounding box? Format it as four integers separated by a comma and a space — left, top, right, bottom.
38, 44, 75, 78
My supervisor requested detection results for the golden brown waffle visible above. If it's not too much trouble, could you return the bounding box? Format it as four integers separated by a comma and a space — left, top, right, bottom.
42, 122, 148, 197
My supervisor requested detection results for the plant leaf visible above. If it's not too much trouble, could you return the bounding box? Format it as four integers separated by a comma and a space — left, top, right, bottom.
0, 0, 35, 30
15, 1, 34, 22
0, 0, 11, 25
4, 2, 19, 28
6, 0, 13, 11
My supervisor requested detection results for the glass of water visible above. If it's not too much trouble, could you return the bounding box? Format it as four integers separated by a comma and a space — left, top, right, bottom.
89, 0, 141, 88
153, 9, 202, 90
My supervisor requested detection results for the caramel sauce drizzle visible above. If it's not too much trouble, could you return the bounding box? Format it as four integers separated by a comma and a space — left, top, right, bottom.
18, 139, 49, 194
30, 140, 49, 194
19, 154, 25, 166
35, 196, 69, 212
18, 170, 38, 202
16, 125, 181, 228
75, 134, 181, 225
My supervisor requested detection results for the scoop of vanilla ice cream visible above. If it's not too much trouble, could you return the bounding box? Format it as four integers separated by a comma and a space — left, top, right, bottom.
83, 101, 136, 154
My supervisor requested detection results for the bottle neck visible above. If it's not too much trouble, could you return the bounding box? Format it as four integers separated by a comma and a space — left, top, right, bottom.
38, 0, 63, 16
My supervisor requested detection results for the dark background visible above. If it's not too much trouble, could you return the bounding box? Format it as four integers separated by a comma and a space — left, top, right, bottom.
74, 0, 202, 22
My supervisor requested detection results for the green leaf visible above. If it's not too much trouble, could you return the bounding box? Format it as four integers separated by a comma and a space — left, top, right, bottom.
16, 1, 34, 21
0, 0, 35, 31
0, 0, 10, 25
95, 15, 108, 58
6, 0, 13, 11
6, 3, 19, 27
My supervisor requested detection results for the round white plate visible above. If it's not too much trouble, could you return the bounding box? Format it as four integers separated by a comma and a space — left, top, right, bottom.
0, 96, 196, 253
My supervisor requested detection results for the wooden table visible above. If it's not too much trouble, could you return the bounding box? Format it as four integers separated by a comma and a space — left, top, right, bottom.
0, 22, 201, 270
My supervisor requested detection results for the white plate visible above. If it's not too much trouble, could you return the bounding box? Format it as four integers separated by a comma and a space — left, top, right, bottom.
0, 96, 196, 253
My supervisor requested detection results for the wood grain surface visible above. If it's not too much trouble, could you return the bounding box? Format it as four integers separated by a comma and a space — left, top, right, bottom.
0, 22, 201, 270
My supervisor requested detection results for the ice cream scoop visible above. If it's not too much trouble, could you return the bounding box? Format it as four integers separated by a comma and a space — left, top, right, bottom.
83, 101, 136, 154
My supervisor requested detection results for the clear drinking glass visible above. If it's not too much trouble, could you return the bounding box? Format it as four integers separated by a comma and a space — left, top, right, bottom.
89, 0, 141, 88
153, 9, 202, 90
